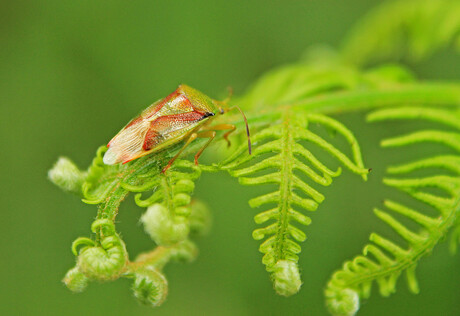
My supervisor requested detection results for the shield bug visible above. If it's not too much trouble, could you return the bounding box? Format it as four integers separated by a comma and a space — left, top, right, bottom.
103, 84, 251, 172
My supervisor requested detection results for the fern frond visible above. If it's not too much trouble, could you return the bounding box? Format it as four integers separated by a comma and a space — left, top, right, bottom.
342, 0, 460, 65
222, 109, 369, 296
325, 106, 460, 316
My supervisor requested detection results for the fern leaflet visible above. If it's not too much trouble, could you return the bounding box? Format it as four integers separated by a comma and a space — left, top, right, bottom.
325, 106, 460, 316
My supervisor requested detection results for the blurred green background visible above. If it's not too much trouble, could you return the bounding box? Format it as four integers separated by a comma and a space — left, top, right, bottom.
1, 1, 459, 315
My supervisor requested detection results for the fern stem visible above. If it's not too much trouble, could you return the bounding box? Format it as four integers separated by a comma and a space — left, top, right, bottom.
275, 110, 296, 264
291, 84, 460, 114
96, 185, 128, 222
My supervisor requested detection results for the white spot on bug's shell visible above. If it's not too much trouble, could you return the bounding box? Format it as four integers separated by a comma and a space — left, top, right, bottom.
103, 147, 119, 165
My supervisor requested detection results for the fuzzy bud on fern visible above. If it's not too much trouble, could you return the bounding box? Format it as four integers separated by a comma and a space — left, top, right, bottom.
141, 204, 190, 245
326, 288, 360, 316
272, 260, 302, 296
62, 267, 89, 293
48, 157, 86, 194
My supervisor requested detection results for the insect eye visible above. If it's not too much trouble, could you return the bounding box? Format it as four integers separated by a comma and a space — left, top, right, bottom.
202, 112, 215, 119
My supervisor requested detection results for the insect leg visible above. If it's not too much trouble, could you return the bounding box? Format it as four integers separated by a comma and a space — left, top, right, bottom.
194, 130, 217, 165
201, 124, 236, 147
161, 132, 198, 173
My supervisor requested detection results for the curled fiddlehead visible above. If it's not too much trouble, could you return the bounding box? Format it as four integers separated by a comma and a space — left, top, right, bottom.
131, 267, 168, 307
75, 219, 128, 280
63, 219, 128, 289
127, 240, 198, 307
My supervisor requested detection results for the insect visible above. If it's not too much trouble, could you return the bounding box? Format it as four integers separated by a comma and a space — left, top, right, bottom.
103, 84, 251, 172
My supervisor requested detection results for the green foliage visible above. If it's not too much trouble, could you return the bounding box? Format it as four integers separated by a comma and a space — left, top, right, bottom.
341, 0, 460, 66
49, 0, 460, 314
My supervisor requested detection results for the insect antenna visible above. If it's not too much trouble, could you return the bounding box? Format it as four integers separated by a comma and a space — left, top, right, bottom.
222, 86, 234, 104
234, 105, 252, 155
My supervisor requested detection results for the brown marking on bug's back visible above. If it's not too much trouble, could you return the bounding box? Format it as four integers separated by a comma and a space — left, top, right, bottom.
150, 112, 205, 131
145, 111, 207, 145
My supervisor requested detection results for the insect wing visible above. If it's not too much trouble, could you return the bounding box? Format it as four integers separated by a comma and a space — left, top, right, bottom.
103, 87, 213, 165
103, 118, 150, 165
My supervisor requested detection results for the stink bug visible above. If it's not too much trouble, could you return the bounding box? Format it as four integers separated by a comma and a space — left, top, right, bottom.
103, 84, 251, 172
